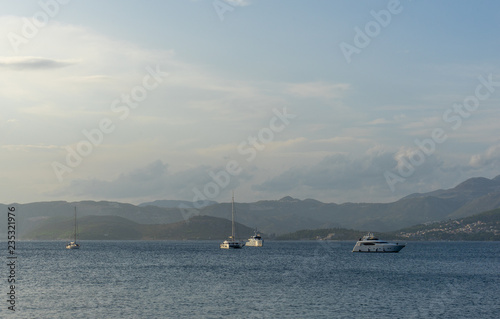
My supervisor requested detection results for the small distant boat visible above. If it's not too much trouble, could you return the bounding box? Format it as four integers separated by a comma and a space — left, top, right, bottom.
352, 233, 405, 253
66, 207, 80, 250
246, 230, 263, 247
220, 193, 244, 249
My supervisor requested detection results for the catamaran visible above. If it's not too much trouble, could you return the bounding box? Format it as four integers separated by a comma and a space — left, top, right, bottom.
220, 193, 244, 249
66, 207, 80, 249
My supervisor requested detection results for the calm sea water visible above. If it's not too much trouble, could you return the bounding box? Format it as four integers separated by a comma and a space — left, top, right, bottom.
2, 241, 499, 318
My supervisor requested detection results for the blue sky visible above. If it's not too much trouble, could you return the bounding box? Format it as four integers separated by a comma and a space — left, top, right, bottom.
1, 0, 500, 205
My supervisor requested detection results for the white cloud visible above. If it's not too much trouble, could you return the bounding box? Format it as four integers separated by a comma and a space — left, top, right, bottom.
286, 82, 350, 99
1, 144, 60, 151
224, 0, 252, 7
469, 144, 500, 168
1, 9, 499, 206
51, 160, 253, 203
251, 145, 486, 203
367, 118, 392, 125
253, 150, 398, 201
0, 56, 78, 70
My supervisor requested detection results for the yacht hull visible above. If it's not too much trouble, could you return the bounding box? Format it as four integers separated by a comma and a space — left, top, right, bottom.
245, 240, 263, 247
352, 233, 405, 253
352, 244, 405, 253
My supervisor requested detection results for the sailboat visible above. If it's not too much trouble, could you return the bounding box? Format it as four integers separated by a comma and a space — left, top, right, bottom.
66, 207, 80, 249
220, 193, 244, 249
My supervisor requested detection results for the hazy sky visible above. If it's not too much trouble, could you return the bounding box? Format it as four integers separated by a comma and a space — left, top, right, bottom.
1, 0, 500, 205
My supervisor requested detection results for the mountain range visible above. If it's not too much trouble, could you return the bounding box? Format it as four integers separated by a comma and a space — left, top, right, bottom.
3, 175, 500, 239
393, 208, 500, 241
194, 175, 500, 234
277, 208, 500, 241
25, 215, 255, 241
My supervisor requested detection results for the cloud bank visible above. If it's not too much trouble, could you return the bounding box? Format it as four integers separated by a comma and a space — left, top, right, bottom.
0, 56, 77, 70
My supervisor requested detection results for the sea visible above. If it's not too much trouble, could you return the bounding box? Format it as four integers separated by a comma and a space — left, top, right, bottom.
2, 241, 499, 319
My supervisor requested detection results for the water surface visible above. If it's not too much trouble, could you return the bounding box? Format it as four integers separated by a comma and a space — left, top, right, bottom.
3, 241, 499, 318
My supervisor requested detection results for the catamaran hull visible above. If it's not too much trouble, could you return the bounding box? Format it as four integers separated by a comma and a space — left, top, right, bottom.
220, 242, 244, 249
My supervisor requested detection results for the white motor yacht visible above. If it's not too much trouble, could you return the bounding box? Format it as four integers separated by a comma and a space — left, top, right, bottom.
246, 230, 263, 247
352, 233, 405, 253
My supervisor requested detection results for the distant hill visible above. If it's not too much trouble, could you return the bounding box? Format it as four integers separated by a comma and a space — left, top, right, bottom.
141, 215, 254, 240
24, 215, 256, 241
0, 201, 186, 237
138, 199, 217, 209
199, 196, 342, 236
403, 176, 500, 201
392, 208, 500, 241
203, 175, 500, 234
26, 215, 144, 240
3, 174, 500, 237
277, 209, 500, 241
276, 228, 368, 241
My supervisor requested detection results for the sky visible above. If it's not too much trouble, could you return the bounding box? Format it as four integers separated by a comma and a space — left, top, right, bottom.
1, 0, 500, 205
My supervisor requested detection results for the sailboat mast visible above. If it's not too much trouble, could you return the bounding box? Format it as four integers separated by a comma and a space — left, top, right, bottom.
74, 207, 77, 242
231, 192, 235, 239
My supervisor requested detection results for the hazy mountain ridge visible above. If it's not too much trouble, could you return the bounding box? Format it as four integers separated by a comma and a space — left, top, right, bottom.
3, 175, 500, 237
216, 178, 500, 234
393, 208, 500, 241
24, 215, 255, 241
0, 201, 186, 237
25, 207, 499, 241
403, 176, 500, 202
138, 199, 217, 208
277, 208, 500, 241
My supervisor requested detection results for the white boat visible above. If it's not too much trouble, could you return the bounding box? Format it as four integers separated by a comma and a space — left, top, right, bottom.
220, 193, 244, 249
66, 207, 80, 249
352, 233, 405, 253
246, 230, 263, 247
